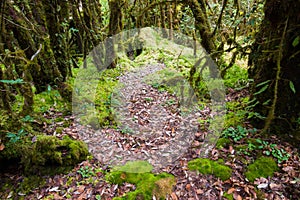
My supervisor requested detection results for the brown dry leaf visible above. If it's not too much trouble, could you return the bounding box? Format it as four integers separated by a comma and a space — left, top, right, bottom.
77, 185, 85, 194
0, 143, 5, 151
269, 183, 281, 190
170, 192, 178, 200
196, 189, 204, 194
227, 187, 235, 194
233, 192, 242, 200
186, 183, 191, 191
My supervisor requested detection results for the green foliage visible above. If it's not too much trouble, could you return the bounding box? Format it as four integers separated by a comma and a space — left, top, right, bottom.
255, 139, 290, 163
245, 157, 278, 182
92, 68, 121, 127
222, 125, 256, 142
0, 78, 24, 84
238, 138, 290, 164
77, 166, 95, 178
289, 81, 296, 94
224, 64, 248, 89
292, 36, 299, 47
6, 129, 27, 143
33, 89, 69, 113
106, 162, 175, 200
188, 158, 232, 181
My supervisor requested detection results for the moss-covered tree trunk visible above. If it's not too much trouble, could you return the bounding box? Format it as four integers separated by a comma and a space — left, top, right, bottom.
248, 0, 300, 141
106, 0, 126, 69
186, 0, 216, 55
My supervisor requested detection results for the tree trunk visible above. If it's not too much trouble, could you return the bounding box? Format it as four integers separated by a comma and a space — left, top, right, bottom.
248, 0, 300, 142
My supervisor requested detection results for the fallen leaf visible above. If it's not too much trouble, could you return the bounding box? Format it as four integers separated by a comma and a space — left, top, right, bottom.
49, 186, 60, 192
257, 183, 268, 189
186, 183, 191, 191
77, 185, 85, 193
196, 189, 204, 194
171, 192, 178, 200
233, 192, 242, 200
227, 187, 235, 194
269, 183, 281, 190
0, 143, 5, 151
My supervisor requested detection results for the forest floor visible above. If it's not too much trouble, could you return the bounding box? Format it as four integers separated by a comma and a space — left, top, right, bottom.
1, 65, 300, 200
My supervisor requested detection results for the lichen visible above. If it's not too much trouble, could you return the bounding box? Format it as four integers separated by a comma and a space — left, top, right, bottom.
188, 158, 232, 181
245, 156, 278, 182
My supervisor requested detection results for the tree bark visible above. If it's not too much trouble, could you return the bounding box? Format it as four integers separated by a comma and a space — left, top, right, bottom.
248, 0, 300, 141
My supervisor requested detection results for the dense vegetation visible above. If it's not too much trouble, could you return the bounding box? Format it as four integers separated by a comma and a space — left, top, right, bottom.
0, 0, 299, 199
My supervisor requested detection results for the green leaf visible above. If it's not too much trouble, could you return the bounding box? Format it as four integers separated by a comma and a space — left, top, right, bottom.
47, 85, 52, 92
256, 80, 271, 88
292, 36, 299, 47
289, 81, 296, 94
0, 79, 24, 84
254, 84, 268, 95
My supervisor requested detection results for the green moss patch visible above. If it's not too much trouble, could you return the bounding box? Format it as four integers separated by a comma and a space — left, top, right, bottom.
106, 161, 175, 199
245, 156, 278, 182
223, 192, 234, 200
216, 138, 231, 149
113, 160, 153, 173
188, 158, 232, 181
1, 135, 89, 174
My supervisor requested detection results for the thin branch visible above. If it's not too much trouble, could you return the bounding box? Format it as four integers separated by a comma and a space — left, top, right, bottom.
30, 44, 42, 61
212, 0, 228, 37
3, 17, 32, 31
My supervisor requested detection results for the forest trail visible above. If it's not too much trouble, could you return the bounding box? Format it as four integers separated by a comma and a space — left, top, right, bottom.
75, 63, 201, 171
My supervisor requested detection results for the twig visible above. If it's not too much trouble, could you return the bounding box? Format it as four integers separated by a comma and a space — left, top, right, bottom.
3, 17, 32, 31
31, 44, 42, 61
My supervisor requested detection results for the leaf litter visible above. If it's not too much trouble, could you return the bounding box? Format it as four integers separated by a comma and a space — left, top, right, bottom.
1, 65, 300, 200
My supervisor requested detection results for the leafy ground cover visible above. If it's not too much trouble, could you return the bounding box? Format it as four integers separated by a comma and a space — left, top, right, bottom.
0, 50, 300, 200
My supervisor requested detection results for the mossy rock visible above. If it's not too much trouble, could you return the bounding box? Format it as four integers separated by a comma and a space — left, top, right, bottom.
245, 156, 278, 182
20, 135, 89, 173
188, 158, 232, 181
106, 161, 175, 200
216, 138, 231, 149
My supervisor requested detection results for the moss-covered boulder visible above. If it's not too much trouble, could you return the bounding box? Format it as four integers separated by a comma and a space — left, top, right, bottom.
19, 135, 89, 173
245, 156, 278, 182
188, 158, 232, 181
106, 161, 175, 200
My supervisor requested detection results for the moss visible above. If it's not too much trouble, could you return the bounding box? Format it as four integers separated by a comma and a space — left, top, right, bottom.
33, 90, 69, 113
245, 156, 278, 182
215, 138, 231, 149
18, 175, 46, 195
55, 127, 64, 134
188, 158, 232, 181
113, 160, 153, 173
223, 192, 234, 200
106, 161, 175, 199
224, 99, 249, 128
20, 135, 89, 174
223, 64, 248, 89
235, 144, 248, 151
224, 111, 245, 128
